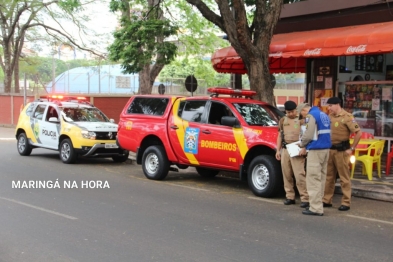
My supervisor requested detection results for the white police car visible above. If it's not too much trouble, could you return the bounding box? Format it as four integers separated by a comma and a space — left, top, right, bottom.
15, 95, 129, 164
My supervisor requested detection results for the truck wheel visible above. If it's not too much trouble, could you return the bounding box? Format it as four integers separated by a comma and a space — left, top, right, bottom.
59, 139, 77, 164
196, 167, 219, 178
142, 145, 170, 180
247, 155, 282, 198
112, 151, 129, 163
17, 132, 32, 156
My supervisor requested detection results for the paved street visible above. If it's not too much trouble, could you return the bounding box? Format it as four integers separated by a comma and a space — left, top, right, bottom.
1, 127, 393, 262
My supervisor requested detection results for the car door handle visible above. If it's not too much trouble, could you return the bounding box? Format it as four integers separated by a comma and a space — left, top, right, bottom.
202, 130, 211, 134
170, 125, 179, 130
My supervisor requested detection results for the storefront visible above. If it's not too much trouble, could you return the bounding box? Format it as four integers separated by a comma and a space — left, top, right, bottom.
211, 21, 393, 151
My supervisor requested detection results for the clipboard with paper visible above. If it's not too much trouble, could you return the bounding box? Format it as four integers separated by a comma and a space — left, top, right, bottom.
286, 142, 301, 157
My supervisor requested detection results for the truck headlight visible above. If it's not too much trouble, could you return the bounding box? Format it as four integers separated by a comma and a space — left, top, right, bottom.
81, 130, 96, 140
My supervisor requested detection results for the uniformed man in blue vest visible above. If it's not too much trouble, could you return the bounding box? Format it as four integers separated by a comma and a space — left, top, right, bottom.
297, 103, 331, 216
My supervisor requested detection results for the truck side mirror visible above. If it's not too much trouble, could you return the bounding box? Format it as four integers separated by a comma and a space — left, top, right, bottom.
221, 116, 240, 128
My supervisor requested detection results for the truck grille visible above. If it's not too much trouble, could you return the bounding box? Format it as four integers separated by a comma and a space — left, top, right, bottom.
95, 132, 117, 140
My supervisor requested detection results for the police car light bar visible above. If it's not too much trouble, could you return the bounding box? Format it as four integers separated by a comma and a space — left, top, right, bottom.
207, 87, 256, 98
42, 95, 93, 106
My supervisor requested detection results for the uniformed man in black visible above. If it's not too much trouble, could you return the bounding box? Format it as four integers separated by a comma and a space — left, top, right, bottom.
323, 97, 362, 211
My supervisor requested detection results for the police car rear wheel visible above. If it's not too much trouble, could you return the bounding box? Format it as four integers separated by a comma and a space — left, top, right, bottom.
17, 133, 32, 156
247, 155, 282, 198
60, 139, 77, 164
142, 145, 169, 180
196, 167, 219, 178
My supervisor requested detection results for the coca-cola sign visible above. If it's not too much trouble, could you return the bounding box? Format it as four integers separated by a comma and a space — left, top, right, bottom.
269, 52, 282, 57
346, 45, 367, 54
304, 48, 322, 56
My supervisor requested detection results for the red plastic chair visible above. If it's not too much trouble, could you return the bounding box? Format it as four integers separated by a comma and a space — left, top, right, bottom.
386, 145, 393, 176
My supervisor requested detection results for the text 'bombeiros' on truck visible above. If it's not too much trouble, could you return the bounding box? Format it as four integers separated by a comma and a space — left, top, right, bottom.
15, 95, 129, 164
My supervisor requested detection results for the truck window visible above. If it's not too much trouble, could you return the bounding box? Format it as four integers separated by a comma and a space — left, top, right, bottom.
32, 104, 47, 120
127, 97, 169, 115
178, 100, 207, 122
208, 102, 232, 125
233, 103, 280, 126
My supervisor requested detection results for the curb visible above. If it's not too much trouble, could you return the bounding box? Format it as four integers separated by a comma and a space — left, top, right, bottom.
335, 184, 393, 203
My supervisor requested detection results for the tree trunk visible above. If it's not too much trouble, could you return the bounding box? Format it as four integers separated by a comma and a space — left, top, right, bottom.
248, 55, 275, 104
139, 65, 153, 94
14, 58, 20, 93
3, 42, 13, 93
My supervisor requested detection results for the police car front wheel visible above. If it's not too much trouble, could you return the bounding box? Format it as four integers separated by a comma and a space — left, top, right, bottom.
60, 139, 77, 164
17, 132, 32, 156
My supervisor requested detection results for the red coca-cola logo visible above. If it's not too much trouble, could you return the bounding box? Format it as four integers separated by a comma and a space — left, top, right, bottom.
304, 48, 321, 56
346, 45, 367, 54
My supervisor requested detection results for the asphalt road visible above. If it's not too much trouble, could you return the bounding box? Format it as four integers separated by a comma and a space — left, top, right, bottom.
1, 127, 393, 262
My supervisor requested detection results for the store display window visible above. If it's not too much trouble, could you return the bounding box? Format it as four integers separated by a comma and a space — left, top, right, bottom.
344, 82, 393, 137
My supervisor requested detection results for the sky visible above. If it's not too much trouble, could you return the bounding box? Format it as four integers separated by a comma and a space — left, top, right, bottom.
34, 0, 119, 59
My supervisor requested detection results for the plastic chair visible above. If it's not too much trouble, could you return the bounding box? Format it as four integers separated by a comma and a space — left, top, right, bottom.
386, 144, 393, 176
349, 132, 375, 171
351, 140, 385, 180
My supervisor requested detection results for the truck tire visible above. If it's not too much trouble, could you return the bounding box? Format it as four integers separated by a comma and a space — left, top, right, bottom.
196, 167, 219, 178
247, 155, 282, 198
112, 151, 129, 163
142, 145, 170, 180
17, 132, 32, 156
59, 139, 77, 164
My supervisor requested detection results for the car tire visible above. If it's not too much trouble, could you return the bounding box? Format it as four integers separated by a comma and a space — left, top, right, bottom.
142, 145, 170, 180
247, 155, 283, 198
17, 132, 32, 156
59, 139, 77, 164
196, 167, 219, 178
112, 151, 129, 163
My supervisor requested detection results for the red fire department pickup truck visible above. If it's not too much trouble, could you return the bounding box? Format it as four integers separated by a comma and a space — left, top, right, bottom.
117, 88, 285, 197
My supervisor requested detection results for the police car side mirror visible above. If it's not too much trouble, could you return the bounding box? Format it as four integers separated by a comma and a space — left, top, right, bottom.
221, 116, 240, 128
49, 117, 59, 123
109, 119, 115, 123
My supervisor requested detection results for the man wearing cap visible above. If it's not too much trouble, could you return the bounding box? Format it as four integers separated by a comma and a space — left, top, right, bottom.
297, 103, 331, 216
276, 101, 309, 208
323, 97, 362, 211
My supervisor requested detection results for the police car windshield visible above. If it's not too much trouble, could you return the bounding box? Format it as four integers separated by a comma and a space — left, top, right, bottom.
60, 107, 109, 122
233, 103, 283, 126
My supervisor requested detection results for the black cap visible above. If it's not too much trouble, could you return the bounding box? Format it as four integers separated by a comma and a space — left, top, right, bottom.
327, 97, 341, 104
284, 101, 297, 111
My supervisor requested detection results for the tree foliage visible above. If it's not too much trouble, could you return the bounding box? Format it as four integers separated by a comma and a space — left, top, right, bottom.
159, 57, 231, 88
0, 0, 109, 93
108, 0, 226, 94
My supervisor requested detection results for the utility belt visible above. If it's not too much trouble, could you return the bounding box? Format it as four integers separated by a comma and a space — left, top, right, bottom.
330, 140, 350, 151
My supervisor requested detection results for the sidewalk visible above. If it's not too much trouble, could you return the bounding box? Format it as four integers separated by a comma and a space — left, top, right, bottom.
337, 158, 393, 202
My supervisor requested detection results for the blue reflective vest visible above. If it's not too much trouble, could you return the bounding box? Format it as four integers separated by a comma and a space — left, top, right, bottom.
306, 107, 331, 150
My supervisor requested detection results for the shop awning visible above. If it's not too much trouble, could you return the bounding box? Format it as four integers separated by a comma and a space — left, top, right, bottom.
212, 21, 393, 74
